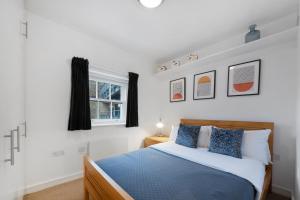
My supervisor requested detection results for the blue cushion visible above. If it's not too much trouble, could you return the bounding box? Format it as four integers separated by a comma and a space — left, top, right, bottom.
209, 127, 244, 158
175, 124, 201, 148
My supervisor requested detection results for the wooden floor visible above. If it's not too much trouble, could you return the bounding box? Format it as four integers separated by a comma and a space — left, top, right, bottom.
23, 178, 290, 200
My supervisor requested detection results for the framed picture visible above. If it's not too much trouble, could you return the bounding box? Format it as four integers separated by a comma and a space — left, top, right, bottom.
170, 77, 186, 102
227, 59, 261, 97
193, 70, 216, 100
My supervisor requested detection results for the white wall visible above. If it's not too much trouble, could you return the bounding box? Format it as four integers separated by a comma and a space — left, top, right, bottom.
158, 42, 297, 195
24, 12, 160, 191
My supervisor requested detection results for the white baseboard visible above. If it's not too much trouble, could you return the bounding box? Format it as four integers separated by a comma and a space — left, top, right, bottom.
272, 184, 293, 198
25, 171, 83, 195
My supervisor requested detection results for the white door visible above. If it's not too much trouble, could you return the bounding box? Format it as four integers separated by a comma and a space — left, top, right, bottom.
0, 0, 26, 200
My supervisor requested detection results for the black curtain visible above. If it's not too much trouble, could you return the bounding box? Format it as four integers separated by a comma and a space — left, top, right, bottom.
126, 72, 139, 128
68, 57, 91, 131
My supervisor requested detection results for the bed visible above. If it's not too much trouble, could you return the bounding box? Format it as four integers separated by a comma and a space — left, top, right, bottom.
83, 119, 274, 200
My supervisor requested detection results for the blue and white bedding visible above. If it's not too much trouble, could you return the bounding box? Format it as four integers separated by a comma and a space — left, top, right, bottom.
96, 142, 265, 200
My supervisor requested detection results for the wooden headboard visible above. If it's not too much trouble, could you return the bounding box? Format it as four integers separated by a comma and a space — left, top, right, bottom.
180, 119, 274, 160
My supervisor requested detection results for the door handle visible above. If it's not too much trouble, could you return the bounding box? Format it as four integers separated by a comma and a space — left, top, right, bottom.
4, 130, 15, 166
21, 121, 27, 138
13, 126, 20, 152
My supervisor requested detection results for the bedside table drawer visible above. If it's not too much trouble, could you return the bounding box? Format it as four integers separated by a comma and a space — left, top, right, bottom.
144, 136, 169, 148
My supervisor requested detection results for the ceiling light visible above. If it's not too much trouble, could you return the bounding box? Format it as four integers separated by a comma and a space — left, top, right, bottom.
139, 0, 163, 8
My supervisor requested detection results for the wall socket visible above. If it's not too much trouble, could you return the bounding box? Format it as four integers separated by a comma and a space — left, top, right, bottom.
52, 150, 65, 157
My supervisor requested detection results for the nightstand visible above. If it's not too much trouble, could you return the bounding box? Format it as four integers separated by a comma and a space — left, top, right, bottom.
144, 136, 169, 148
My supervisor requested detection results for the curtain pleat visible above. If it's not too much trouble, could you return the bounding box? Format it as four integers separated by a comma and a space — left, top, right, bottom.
126, 72, 139, 128
68, 57, 91, 131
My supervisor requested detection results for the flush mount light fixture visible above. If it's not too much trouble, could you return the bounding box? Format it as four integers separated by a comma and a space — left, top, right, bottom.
138, 0, 163, 8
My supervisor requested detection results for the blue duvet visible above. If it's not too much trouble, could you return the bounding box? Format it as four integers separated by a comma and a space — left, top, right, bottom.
96, 147, 256, 200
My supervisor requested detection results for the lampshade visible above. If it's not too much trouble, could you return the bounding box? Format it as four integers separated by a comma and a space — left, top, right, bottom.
138, 0, 163, 8
156, 122, 164, 129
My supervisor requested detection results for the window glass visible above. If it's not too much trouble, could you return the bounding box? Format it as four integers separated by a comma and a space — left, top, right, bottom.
90, 100, 98, 119
89, 75, 126, 125
112, 103, 122, 119
99, 102, 111, 119
98, 82, 110, 100
89, 80, 96, 98
111, 84, 121, 100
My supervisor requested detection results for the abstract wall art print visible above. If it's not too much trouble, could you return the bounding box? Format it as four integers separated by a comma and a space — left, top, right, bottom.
193, 70, 216, 100
227, 59, 261, 97
170, 77, 186, 102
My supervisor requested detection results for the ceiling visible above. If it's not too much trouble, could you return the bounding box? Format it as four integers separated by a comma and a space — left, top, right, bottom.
25, 0, 298, 63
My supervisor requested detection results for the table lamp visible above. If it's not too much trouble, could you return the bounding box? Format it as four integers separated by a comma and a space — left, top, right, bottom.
156, 118, 164, 137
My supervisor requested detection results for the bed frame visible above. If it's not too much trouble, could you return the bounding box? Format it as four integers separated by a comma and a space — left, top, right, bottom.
84, 119, 274, 200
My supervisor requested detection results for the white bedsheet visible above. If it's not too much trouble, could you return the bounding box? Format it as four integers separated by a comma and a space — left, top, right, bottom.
151, 141, 266, 199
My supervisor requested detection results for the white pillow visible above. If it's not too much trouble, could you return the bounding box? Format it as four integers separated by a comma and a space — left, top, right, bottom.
198, 126, 212, 148
241, 129, 271, 165
169, 125, 179, 141
169, 125, 212, 148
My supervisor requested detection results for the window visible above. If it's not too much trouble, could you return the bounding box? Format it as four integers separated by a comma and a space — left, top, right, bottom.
89, 70, 128, 126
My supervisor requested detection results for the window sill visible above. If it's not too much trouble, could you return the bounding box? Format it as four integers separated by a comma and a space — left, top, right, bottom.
92, 122, 126, 127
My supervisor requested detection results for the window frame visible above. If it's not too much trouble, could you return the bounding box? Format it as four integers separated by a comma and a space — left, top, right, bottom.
89, 73, 128, 127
